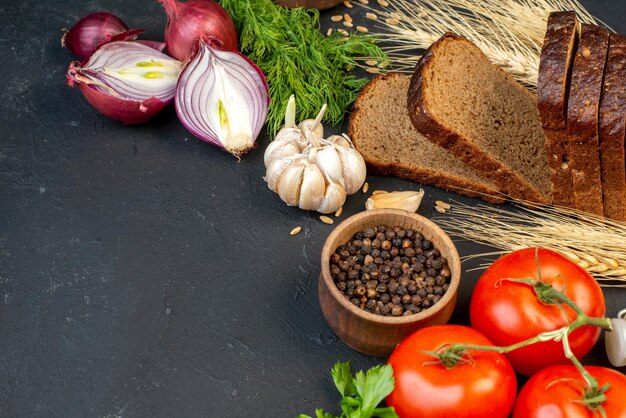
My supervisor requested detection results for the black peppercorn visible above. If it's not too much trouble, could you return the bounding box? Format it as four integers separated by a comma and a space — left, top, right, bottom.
330, 224, 451, 316
355, 285, 366, 296
363, 228, 376, 238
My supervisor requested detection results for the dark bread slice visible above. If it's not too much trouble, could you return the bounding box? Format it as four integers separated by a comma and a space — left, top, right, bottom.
408, 33, 551, 203
567, 23, 609, 216
599, 34, 626, 221
537, 11, 579, 208
348, 73, 504, 203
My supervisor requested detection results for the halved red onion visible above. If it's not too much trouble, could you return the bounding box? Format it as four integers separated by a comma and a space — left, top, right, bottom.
175, 40, 269, 158
66, 41, 182, 124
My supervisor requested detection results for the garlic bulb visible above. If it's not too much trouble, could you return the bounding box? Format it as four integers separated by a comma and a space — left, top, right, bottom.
264, 100, 367, 214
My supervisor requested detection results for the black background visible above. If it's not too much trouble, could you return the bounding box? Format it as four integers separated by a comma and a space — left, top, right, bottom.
1, 0, 625, 416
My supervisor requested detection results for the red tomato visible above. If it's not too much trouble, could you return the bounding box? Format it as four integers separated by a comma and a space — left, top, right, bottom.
387, 325, 517, 418
513, 365, 626, 418
470, 248, 605, 376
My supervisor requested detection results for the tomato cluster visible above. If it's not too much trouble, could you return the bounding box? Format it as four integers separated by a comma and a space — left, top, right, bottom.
385, 248, 626, 417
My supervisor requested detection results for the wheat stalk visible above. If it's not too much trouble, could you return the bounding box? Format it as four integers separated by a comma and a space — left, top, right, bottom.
357, 0, 605, 89
436, 201, 626, 286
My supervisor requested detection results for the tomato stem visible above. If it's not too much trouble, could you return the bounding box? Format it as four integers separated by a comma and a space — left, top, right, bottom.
429, 278, 613, 413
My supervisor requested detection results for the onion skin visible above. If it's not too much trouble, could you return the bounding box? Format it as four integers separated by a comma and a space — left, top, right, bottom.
175, 39, 269, 157
66, 42, 182, 125
157, 0, 238, 61
76, 83, 168, 125
136, 40, 167, 53
62, 12, 143, 60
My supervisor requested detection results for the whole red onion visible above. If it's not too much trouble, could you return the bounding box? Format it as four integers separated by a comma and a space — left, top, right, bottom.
62, 12, 143, 60
157, 0, 238, 61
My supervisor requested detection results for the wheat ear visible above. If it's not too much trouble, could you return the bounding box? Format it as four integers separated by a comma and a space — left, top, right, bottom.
437, 201, 626, 286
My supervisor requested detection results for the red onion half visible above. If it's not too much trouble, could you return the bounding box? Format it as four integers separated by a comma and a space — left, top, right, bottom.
157, 0, 238, 61
67, 41, 182, 124
175, 39, 269, 157
62, 12, 144, 60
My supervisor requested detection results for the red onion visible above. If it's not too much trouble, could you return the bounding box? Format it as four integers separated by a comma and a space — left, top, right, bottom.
157, 0, 238, 61
136, 40, 167, 53
175, 39, 269, 157
62, 12, 144, 60
66, 41, 182, 124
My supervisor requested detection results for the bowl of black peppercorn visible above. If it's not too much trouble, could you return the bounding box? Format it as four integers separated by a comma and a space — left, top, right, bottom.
319, 209, 461, 357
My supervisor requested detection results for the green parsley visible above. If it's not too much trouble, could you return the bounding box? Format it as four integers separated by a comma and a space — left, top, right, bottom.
298, 361, 398, 418
220, 0, 389, 135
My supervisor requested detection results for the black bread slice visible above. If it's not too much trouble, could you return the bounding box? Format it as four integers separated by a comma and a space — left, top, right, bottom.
537, 11, 579, 208
567, 23, 609, 216
348, 73, 504, 203
408, 33, 551, 203
599, 34, 626, 221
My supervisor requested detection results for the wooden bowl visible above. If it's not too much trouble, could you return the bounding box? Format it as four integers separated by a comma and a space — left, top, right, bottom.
275, 0, 344, 9
319, 209, 461, 356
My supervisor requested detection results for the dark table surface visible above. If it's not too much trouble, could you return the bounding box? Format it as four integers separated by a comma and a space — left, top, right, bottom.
1, 0, 625, 416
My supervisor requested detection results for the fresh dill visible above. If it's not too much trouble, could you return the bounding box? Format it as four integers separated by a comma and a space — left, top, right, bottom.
220, 0, 389, 135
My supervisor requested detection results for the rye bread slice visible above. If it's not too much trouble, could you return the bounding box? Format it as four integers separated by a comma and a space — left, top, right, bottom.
599, 34, 626, 221
408, 33, 551, 203
567, 23, 609, 216
348, 73, 504, 203
537, 11, 579, 208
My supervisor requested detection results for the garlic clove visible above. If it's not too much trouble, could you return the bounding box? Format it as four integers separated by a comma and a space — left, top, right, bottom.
326, 134, 351, 148
298, 119, 324, 141
298, 163, 326, 211
275, 127, 306, 147
335, 146, 367, 195
315, 145, 346, 187
277, 159, 306, 207
264, 136, 301, 168
316, 183, 347, 214
298, 103, 327, 143
365, 190, 425, 212
266, 155, 298, 193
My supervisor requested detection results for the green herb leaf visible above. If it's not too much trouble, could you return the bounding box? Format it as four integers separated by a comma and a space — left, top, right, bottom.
371, 407, 399, 418
354, 365, 396, 416
220, 0, 389, 135
332, 361, 355, 397
297, 361, 398, 418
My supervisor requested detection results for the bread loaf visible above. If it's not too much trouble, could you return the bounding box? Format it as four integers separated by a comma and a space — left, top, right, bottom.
567, 23, 609, 216
599, 34, 626, 221
407, 33, 551, 203
537, 11, 579, 208
349, 73, 504, 203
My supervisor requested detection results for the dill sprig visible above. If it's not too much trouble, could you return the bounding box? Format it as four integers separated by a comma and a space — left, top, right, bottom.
220, 0, 388, 135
